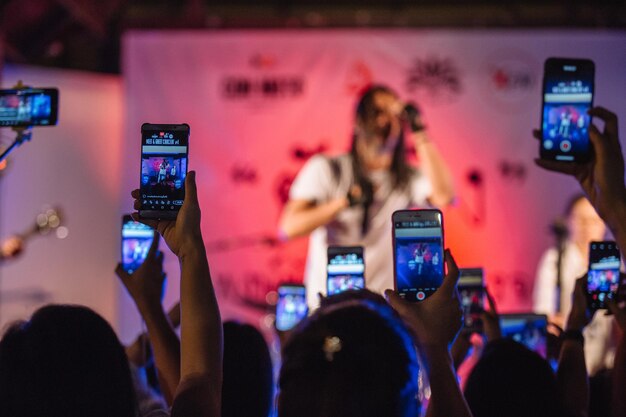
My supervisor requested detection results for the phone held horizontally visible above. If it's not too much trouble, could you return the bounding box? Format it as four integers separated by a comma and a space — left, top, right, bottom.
139, 123, 190, 219
0, 88, 58, 127
392, 209, 445, 302
540, 57, 594, 163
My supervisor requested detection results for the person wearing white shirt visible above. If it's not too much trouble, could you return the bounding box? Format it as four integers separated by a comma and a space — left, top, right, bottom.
279, 85, 455, 309
533, 194, 617, 375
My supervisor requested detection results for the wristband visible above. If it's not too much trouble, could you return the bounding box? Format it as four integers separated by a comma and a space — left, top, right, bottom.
561, 329, 584, 344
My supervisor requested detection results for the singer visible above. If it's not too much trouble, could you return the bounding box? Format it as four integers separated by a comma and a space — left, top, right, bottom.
279, 85, 455, 308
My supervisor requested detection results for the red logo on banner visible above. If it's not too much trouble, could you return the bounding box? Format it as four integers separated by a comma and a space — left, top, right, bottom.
345, 60, 373, 95
250, 54, 278, 70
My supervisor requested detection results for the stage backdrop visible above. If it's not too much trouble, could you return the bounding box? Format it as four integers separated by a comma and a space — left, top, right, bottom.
122, 30, 626, 341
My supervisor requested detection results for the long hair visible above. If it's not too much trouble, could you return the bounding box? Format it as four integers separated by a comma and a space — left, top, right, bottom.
351, 85, 413, 235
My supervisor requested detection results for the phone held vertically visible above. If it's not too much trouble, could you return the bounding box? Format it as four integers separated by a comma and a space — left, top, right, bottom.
139, 123, 190, 219
0, 88, 58, 127
275, 284, 308, 332
121, 215, 154, 274
327, 246, 365, 296
540, 58, 594, 163
458, 268, 485, 333
392, 209, 444, 302
587, 241, 620, 310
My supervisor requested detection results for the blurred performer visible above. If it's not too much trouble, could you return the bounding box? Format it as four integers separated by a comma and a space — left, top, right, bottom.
534, 194, 616, 375
279, 85, 455, 308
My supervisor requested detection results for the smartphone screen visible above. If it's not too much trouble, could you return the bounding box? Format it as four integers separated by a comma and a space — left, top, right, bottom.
500, 314, 548, 358
327, 246, 365, 296
275, 285, 308, 331
541, 58, 594, 163
393, 209, 444, 302
0, 88, 58, 127
588, 241, 620, 310
121, 215, 154, 274
139, 123, 189, 219
459, 268, 484, 333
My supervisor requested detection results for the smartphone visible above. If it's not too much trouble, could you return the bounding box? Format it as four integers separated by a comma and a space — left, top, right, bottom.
540, 58, 594, 163
121, 215, 154, 273
458, 268, 484, 333
139, 123, 190, 219
0, 88, 58, 127
587, 241, 621, 310
392, 209, 444, 302
500, 313, 548, 358
275, 284, 308, 331
327, 246, 365, 296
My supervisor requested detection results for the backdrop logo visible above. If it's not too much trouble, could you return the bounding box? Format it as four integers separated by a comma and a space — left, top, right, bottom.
222, 53, 305, 101
345, 60, 373, 95
405, 56, 462, 105
480, 49, 539, 111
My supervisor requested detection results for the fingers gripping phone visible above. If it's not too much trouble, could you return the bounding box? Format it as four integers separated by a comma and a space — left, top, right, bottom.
392, 209, 445, 302
327, 246, 365, 296
139, 123, 190, 219
275, 285, 308, 331
0, 88, 58, 127
121, 214, 154, 273
540, 58, 595, 163
458, 268, 485, 333
587, 241, 621, 310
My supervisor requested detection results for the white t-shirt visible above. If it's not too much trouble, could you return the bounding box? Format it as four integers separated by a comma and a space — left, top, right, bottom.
533, 242, 616, 375
289, 154, 432, 308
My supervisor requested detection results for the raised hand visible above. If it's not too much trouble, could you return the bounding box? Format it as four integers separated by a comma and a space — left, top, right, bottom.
131, 171, 203, 257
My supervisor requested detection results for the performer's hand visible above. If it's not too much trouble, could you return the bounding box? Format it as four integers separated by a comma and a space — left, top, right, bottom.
0, 235, 24, 260
131, 171, 203, 258
115, 231, 166, 312
535, 107, 626, 227
403, 102, 426, 133
565, 276, 594, 332
385, 249, 462, 350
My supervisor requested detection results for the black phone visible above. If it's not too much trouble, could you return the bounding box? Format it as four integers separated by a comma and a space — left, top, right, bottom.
587, 241, 620, 310
275, 284, 308, 331
458, 268, 484, 333
392, 209, 445, 302
121, 214, 154, 274
0, 88, 58, 127
500, 313, 548, 358
327, 246, 365, 296
540, 57, 594, 163
139, 123, 190, 219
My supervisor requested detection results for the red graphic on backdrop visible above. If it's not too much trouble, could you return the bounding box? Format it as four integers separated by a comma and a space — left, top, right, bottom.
345, 60, 373, 95
249, 54, 278, 70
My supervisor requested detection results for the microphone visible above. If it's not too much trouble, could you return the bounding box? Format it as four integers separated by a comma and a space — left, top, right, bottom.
402, 102, 426, 133
549, 217, 568, 240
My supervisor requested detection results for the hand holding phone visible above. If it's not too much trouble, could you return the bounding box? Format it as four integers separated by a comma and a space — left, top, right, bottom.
392, 209, 445, 302
385, 249, 462, 349
587, 241, 621, 310
540, 58, 594, 163
327, 246, 365, 295
139, 123, 190, 220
